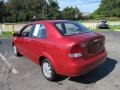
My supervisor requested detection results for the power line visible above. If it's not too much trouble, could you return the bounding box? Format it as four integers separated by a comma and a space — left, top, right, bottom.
61, 1, 101, 7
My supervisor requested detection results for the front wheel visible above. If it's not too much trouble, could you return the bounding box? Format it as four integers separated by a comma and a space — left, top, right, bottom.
41, 59, 58, 81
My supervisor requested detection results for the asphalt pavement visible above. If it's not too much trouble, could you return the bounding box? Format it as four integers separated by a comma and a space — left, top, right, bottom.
0, 31, 120, 90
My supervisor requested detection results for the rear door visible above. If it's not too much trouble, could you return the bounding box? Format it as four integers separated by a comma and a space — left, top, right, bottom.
26, 24, 47, 63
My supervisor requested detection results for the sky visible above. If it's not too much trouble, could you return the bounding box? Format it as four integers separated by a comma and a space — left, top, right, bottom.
58, 0, 101, 13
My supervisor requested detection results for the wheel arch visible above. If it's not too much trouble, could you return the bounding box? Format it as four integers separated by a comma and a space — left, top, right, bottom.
38, 52, 58, 73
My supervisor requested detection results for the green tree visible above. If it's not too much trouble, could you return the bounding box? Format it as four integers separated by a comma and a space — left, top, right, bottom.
93, 0, 120, 18
1, 0, 83, 22
62, 7, 83, 20
47, 0, 60, 19
5, 0, 46, 22
0, 1, 6, 23
4, 0, 61, 22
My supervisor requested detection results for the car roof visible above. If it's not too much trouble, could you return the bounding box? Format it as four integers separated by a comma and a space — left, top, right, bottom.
31, 20, 70, 24
100, 20, 108, 21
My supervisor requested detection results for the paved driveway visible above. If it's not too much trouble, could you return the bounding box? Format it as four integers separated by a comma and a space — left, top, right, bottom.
0, 31, 120, 90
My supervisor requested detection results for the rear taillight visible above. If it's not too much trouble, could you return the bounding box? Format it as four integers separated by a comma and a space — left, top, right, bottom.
68, 45, 82, 58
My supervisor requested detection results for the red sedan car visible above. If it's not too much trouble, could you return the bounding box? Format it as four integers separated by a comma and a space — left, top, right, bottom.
12, 20, 107, 81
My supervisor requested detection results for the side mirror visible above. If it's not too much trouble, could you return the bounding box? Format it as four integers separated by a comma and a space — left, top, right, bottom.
13, 32, 20, 37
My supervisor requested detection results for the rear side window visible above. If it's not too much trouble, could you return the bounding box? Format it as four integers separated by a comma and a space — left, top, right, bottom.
32, 24, 46, 38
55, 21, 91, 36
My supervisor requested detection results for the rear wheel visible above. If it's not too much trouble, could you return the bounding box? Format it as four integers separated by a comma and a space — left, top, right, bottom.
41, 59, 58, 81
13, 45, 22, 56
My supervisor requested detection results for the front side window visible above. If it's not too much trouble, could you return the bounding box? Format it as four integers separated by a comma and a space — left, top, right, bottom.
32, 24, 46, 38
55, 21, 91, 36
21, 25, 33, 37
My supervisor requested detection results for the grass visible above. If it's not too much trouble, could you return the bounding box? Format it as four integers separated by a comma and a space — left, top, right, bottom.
93, 29, 115, 33
0, 31, 13, 38
86, 24, 120, 32
110, 25, 120, 31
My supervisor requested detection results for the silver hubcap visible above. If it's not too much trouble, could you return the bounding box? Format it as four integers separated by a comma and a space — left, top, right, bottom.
13, 46, 17, 55
43, 62, 52, 78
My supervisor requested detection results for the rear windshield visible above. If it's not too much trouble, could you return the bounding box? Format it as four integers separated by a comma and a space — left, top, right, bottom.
54, 21, 91, 36
101, 20, 107, 23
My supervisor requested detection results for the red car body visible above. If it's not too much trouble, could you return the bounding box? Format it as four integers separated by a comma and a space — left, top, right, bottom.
12, 20, 107, 77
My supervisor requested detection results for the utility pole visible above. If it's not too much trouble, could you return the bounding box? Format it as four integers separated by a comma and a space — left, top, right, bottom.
45, 0, 49, 19
46, 1, 47, 19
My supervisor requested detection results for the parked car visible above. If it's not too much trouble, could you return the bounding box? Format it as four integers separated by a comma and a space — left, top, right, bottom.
98, 20, 109, 29
12, 20, 107, 81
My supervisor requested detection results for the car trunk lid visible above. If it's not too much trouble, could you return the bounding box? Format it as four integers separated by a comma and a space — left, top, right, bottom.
64, 32, 105, 59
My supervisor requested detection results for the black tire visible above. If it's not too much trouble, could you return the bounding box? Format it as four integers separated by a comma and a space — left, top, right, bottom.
13, 45, 22, 56
41, 59, 58, 81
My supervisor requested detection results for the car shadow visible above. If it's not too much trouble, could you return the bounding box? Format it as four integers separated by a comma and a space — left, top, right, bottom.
69, 57, 117, 84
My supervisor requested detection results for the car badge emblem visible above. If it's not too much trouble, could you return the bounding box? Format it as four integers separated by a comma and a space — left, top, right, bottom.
94, 39, 98, 42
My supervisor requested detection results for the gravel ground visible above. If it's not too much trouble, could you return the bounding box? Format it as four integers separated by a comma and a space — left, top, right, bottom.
0, 31, 120, 90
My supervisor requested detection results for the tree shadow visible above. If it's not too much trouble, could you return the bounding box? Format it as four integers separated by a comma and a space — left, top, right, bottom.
69, 58, 117, 84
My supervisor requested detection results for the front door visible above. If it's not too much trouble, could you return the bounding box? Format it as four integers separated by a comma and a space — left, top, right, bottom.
16, 24, 34, 57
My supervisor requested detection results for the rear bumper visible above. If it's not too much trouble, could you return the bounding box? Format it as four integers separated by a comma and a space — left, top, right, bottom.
98, 25, 109, 29
62, 51, 107, 76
